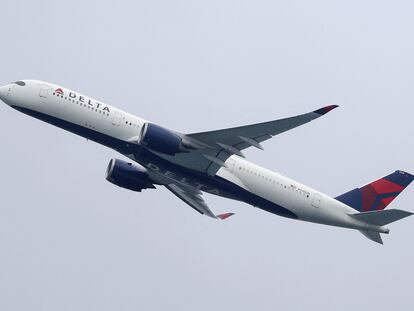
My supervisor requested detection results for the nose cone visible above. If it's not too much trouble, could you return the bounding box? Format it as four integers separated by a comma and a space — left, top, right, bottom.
0, 84, 11, 104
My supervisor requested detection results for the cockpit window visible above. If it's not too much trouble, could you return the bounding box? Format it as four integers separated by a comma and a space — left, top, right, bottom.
12, 81, 26, 86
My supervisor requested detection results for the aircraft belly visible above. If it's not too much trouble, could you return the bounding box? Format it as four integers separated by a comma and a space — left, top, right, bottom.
131, 148, 239, 199
131, 150, 299, 219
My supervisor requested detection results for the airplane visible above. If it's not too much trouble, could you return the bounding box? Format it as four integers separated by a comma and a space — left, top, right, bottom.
0, 80, 412, 244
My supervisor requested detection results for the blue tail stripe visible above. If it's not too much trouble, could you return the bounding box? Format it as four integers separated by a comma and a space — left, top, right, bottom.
385, 171, 414, 187
335, 170, 413, 212
336, 188, 362, 211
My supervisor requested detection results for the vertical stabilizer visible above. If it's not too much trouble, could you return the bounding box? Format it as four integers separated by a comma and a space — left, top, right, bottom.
336, 171, 413, 212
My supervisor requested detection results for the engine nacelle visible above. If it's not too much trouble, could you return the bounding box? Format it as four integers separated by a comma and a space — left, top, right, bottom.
106, 159, 156, 192
139, 123, 185, 155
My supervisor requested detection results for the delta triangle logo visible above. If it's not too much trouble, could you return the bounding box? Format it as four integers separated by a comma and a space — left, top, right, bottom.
55, 88, 64, 95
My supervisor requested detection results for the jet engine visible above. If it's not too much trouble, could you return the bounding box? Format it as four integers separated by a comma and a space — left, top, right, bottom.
105, 159, 156, 192
139, 123, 188, 155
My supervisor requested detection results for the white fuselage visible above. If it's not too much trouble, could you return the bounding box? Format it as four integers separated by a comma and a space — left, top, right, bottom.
0, 80, 388, 233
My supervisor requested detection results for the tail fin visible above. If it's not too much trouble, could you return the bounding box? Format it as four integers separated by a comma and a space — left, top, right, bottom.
336, 170, 413, 212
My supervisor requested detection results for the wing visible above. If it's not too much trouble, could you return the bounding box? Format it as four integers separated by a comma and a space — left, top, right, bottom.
152, 105, 338, 175
165, 183, 234, 220
188, 105, 338, 153
178, 105, 338, 175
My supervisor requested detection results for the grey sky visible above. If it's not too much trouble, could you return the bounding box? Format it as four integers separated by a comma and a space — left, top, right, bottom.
0, 1, 413, 310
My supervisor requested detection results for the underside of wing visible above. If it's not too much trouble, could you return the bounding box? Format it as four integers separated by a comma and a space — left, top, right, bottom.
165, 183, 234, 220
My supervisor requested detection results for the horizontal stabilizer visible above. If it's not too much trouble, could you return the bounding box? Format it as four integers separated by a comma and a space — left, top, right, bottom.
350, 209, 413, 226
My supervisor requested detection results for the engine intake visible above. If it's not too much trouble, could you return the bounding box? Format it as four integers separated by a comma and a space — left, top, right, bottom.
139, 123, 186, 155
106, 159, 155, 192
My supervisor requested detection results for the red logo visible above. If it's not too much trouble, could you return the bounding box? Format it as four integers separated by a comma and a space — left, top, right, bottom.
55, 88, 64, 95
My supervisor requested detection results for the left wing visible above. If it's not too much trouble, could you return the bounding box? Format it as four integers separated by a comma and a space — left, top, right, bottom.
188, 105, 338, 154
165, 183, 234, 220
152, 105, 338, 176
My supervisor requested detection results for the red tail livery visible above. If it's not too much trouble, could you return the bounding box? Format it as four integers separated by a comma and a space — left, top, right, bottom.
336, 171, 413, 212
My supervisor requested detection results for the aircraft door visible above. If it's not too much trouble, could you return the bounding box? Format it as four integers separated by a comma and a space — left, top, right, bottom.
38, 83, 51, 99
311, 193, 321, 208
111, 111, 123, 126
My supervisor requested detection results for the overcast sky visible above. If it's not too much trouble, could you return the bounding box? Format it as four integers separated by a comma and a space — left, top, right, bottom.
0, 1, 413, 310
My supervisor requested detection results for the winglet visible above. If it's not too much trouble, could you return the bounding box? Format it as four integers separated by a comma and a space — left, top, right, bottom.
313, 105, 339, 115
217, 212, 235, 220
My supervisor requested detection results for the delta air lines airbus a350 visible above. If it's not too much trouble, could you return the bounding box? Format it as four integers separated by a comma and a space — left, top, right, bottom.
1, 80, 412, 244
